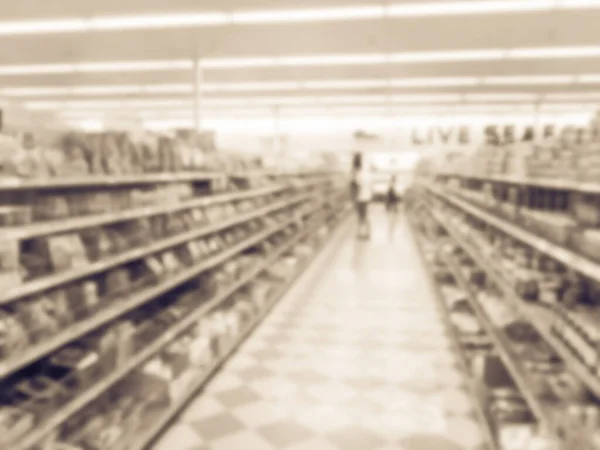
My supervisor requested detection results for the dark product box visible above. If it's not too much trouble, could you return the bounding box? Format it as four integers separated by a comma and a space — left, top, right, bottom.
32, 195, 71, 222
0, 237, 21, 290
571, 194, 600, 227
46, 234, 90, 272
103, 229, 131, 253
49, 344, 103, 388
0, 206, 32, 227
63, 281, 100, 319
14, 296, 67, 343
79, 228, 115, 261
103, 269, 132, 299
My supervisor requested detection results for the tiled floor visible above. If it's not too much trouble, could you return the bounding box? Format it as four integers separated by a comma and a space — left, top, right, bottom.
153, 206, 488, 450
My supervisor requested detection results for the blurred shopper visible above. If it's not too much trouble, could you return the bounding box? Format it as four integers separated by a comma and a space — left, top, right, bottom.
386, 175, 400, 240
355, 165, 372, 239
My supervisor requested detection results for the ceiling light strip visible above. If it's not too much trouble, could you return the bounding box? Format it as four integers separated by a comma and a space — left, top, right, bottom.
5, 46, 600, 76
31, 92, 600, 111
9, 75, 600, 98
3, 1, 600, 36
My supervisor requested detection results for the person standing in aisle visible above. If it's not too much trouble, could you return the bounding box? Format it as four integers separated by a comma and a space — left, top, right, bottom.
386, 174, 400, 240
355, 165, 372, 239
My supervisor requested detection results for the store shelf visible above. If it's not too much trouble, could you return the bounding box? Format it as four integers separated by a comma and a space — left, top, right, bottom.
0, 192, 330, 381
426, 183, 600, 284
128, 206, 350, 450
439, 240, 556, 432
0, 192, 312, 306
436, 172, 600, 195
12, 201, 349, 450
0, 172, 223, 191
2, 184, 289, 241
407, 215, 497, 450
423, 202, 600, 445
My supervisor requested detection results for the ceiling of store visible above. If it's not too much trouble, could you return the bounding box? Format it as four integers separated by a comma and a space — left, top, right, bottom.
2, 0, 600, 124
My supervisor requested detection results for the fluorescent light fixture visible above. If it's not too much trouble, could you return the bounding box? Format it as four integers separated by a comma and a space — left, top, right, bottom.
0, 87, 72, 96
482, 75, 575, 85
557, 0, 600, 9
578, 74, 600, 83
6, 76, 595, 100
317, 95, 389, 104
544, 92, 600, 101
78, 60, 193, 73
390, 94, 462, 102
26, 99, 191, 110
508, 46, 600, 59
89, 13, 230, 30
249, 97, 316, 105
465, 93, 539, 102
143, 84, 191, 93
540, 102, 597, 110
279, 54, 387, 66
391, 77, 479, 87
6, 45, 600, 77
4, 1, 600, 38
389, 1, 554, 17
200, 58, 276, 69
304, 79, 388, 89
72, 85, 142, 95
390, 49, 505, 63
231, 6, 384, 24
203, 82, 302, 92
0, 19, 86, 35
0, 64, 76, 75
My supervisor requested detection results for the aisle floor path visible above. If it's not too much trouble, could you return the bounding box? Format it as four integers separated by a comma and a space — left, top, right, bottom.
153, 206, 486, 450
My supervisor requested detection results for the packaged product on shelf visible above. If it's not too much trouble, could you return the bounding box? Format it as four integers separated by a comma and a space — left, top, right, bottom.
571, 194, 600, 227
163, 339, 192, 380
144, 255, 166, 280
102, 267, 132, 297
194, 273, 219, 302
14, 296, 62, 343
46, 234, 89, 272
49, 344, 103, 388
187, 332, 213, 368
573, 229, 600, 261
0, 205, 32, 227
0, 237, 21, 290
79, 228, 114, 262
546, 372, 588, 402
137, 358, 173, 406
0, 309, 30, 359
0, 405, 35, 447
32, 195, 71, 221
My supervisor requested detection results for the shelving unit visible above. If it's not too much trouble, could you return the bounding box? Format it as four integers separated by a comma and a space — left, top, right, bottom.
128, 204, 352, 450
0, 167, 349, 450
407, 209, 497, 450
411, 175, 600, 450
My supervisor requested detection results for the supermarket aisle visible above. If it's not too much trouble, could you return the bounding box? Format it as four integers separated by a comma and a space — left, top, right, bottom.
153, 206, 485, 450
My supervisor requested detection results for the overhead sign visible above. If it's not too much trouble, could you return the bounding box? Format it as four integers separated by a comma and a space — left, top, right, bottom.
409, 122, 592, 147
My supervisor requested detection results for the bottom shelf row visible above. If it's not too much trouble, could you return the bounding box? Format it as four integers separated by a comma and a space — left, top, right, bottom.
8, 206, 349, 450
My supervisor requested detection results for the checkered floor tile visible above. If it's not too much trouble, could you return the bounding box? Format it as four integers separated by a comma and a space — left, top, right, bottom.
152, 209, 489, 450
